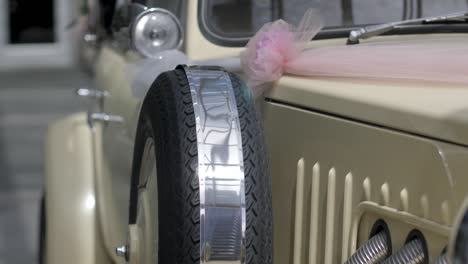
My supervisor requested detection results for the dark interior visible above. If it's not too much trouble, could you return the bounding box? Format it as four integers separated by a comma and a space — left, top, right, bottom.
9, 0, 55, 44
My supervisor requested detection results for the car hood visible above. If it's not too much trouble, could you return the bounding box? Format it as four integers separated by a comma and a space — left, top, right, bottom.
265, 34, 468, 146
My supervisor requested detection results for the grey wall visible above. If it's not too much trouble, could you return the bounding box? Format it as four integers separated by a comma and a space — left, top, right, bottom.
0, 69, 88, 264
0, 0, 78, 71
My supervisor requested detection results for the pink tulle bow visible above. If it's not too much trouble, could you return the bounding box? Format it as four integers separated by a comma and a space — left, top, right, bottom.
241, 9, 468, 96
241, 9, 323, 95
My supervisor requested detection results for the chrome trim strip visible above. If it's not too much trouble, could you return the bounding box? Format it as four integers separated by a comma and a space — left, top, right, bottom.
182, 66, 246, 264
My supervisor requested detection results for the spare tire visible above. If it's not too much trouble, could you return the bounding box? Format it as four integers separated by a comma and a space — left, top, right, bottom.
129, 68, 273, 263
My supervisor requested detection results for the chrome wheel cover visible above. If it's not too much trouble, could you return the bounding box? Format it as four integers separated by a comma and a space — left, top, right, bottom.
183, 66, 247, 263
134, 138, 159, 264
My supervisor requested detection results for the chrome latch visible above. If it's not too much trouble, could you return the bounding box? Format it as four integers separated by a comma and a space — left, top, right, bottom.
87, 112, 124, 127
115, 245, 128, 260
89, 112, 124, 123
76, 88, 109, 99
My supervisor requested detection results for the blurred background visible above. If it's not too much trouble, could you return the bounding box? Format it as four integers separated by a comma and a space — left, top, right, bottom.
0, 1, 87, 264
0, 0, 467, 263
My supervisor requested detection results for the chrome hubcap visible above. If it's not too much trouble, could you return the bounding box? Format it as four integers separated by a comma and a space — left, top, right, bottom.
116, 138, 158, 263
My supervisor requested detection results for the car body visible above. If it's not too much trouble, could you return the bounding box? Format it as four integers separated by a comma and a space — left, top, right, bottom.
43, 0, 468, 263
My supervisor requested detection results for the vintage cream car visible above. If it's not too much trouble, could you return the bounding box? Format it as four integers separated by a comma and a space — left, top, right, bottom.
42, 1, 468, 264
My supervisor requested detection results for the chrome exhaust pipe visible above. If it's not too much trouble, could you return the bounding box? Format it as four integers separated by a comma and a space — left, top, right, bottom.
345, 231, 391, 264
432, 253, 448, 264
381, 238, 426, 264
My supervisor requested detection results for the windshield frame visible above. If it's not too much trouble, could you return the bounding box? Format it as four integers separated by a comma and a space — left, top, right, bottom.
198, 0, 468, 47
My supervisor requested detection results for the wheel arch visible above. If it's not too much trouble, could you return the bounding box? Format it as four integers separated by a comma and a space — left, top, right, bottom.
44, 112, 111, 264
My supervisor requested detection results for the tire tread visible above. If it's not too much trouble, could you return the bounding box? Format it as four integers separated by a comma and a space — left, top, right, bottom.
130, 70, 272, 264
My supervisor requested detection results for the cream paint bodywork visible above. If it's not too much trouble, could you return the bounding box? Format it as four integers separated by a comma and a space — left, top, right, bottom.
263, 102, 468, 263
268, 36, 468, 147
44, 113, 111, 264
184, 0, 242, 59
93, 48, 141, 263
44, 0, 468, 263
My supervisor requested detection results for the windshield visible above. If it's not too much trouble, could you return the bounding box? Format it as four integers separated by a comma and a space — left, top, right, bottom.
200, 0, 468, 45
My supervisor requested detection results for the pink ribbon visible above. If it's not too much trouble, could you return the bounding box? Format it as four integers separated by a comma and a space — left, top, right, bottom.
241, 9, 468, 96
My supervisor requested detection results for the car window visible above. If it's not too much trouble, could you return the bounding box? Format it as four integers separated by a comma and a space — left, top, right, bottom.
201, 0, 468, 41
100, 0, 118, 33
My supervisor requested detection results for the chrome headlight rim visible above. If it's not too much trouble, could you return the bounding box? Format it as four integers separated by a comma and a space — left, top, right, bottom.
130, 8, 184, 58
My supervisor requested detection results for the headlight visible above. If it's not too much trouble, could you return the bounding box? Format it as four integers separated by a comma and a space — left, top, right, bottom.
130, 8, 183, 58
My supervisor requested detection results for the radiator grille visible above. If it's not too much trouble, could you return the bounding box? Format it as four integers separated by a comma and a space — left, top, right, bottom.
291, 159, 355, 264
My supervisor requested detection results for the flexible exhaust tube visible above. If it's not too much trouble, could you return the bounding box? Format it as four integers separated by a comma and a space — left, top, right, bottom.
432, 254, 448, 264
345, 231, 390, 264
382, 238, 426, 264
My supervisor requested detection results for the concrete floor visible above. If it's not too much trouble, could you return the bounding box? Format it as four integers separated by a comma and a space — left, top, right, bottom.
0, 69, 88, 264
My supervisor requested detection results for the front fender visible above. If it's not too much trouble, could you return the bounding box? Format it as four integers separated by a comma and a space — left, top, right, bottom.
44, 112, 110, 264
